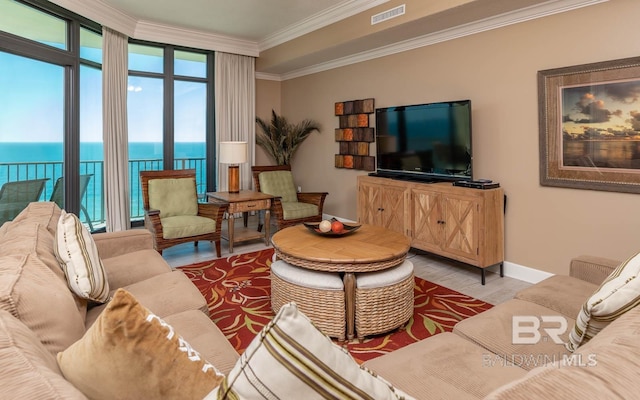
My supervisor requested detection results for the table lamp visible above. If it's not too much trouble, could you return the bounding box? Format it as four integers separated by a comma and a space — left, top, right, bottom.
219, 141, 248, 193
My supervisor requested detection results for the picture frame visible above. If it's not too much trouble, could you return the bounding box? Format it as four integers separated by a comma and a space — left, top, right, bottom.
538, 56, 640, 193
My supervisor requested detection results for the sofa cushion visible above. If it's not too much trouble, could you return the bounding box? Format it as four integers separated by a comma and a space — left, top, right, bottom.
258, 170, 298, 203
0, 254, 86, 356
0, 218, 87, 319
0, 310, 86, 399
486, 306, 640, 399
11, 201, 62, 237
85, 270, 207, 327
363, 332, 528, 399
566, 251, 640, 352
160, 215, 216, 239
453, 299, 573, 371
0, 221, 66, 280
148, 177, 198, 218
100, 248, 171, 289
515, 275, 597, 318
163, 310, 240, 375
208, 302, 412, 400
57, 289, 225, 400
54, 210, 110, 303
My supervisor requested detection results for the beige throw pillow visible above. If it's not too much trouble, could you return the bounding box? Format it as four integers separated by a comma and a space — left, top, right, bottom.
54, 210, 109, 303
207, 302, 413, 400
57, 288, 225, 400
566, 251, 640, 351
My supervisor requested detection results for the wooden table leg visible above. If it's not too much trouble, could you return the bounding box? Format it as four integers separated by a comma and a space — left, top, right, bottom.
228, 213, 235, 253
264, 209, 271, 246
344, 272, 356, 340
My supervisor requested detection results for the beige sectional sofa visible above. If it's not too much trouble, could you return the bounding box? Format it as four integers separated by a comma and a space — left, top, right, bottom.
2, 201, 639, 399
364, 255, 640, 399
0, 202, 239, 399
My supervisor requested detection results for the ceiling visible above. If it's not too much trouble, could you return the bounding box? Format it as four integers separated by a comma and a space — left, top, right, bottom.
99, 0, 355, 43
49, 0, 607, 79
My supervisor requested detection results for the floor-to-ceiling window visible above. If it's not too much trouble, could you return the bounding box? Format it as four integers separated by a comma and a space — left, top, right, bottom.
0, 0, 101, 228
128, 42, 214, 220
1, 0, 217, 228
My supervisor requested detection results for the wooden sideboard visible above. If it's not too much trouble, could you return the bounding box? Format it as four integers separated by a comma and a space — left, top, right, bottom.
357, 175, 504, 284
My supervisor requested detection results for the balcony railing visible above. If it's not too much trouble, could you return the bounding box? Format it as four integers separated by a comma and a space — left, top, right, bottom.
0, 158, 207, 231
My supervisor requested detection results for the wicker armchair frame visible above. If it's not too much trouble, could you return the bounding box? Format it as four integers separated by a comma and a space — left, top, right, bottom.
251, 165, 328, 231
140, 169, 227, 257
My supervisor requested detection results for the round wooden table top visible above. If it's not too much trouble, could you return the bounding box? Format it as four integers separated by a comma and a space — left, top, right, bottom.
271, 223, 411, 273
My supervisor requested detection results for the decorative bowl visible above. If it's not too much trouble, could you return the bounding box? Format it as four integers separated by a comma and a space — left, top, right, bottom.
303, 219, 361, 237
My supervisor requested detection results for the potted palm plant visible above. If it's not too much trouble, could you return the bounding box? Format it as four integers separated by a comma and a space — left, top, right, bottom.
255, 110, 321, 165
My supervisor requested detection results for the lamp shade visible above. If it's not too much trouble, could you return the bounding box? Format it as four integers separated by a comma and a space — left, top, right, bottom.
219, 141, 248, 164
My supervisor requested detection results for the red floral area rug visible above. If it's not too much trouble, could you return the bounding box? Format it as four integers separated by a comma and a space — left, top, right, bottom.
178, 248, 493, 364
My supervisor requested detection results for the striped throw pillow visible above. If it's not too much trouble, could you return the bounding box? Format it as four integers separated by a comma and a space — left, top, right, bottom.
566, 251, 640, 352
206, 302, 413, 400
54, 210, 110, 303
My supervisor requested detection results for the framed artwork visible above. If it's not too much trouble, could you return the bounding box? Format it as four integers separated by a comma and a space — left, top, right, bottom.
538, 56, 640, 193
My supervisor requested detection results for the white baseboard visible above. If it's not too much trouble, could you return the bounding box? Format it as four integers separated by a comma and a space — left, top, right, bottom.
324, 214, 553, 284
502, 261, 554, 284
322, 214, 356, 223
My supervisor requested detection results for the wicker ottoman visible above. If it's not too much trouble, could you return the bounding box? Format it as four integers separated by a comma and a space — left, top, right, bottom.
270, 260, 346, 340
355, 259, 414, 339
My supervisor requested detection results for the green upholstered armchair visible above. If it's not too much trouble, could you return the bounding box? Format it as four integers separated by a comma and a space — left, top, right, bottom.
251, 165, 327, 231
140, 169, 227, 257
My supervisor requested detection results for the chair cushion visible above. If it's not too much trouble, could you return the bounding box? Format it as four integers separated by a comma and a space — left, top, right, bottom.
258, 171, 298, 203
566, 251, 640, 352
356, 260, 414, 289
54, 210, 110, 303
161, 215, 216, 239
282, 201, 318, 220
148, 177, 198, 217
207, 302, 413, 399
57, 289, 225, 400
271, 260, 343, 290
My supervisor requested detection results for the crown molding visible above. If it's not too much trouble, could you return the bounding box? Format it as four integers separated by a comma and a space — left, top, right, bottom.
134, 21, 258, 57
277, 0, 608, 80
258, 0, 389, 52
255, 72, 283, 81
48, 0, 137, 36
47, 0, 258, 56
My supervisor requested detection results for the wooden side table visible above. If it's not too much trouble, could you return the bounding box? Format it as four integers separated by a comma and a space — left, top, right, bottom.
206, 191, 274, 253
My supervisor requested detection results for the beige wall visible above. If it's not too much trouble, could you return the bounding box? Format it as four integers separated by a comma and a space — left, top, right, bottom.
256, 0, 640, 275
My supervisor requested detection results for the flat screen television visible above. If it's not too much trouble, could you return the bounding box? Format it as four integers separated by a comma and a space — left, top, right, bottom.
375, 100, 472, 182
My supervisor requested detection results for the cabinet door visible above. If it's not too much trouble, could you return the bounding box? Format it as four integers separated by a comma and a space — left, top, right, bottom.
441, 194, 480, 262
358, 180, 381, 225
379, 185, 406, 234
410, 188, 442, 251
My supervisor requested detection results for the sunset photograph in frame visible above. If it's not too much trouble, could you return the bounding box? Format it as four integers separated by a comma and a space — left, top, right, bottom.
538, 56, 640, 193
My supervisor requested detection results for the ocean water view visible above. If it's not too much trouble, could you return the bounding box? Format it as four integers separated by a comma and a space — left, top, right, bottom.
0, 142, 205, 163
0, 142, 207, 228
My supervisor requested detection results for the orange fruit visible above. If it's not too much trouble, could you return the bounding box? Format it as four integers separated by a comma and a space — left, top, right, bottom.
331, 220, 344, 233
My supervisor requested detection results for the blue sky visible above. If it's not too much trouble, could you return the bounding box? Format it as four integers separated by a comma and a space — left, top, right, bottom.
0, 50, 206, 143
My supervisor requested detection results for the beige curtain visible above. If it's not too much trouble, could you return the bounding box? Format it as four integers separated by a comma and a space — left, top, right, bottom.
102, 27, 131, 231
215, 52, 256, 192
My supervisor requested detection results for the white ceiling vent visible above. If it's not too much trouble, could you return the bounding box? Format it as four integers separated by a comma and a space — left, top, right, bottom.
371, 4, 406, 25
